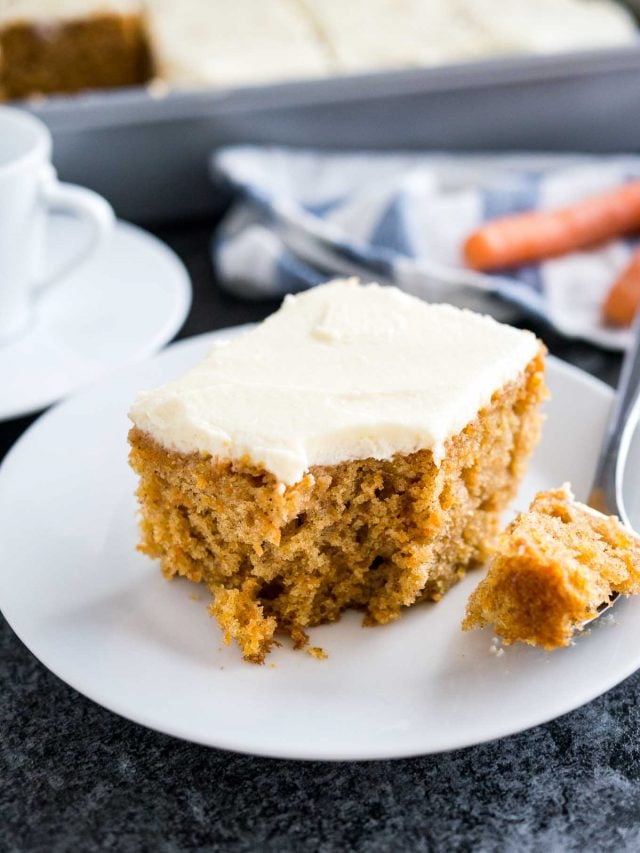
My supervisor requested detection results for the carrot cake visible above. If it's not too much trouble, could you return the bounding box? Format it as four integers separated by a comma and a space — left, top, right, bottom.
463, 484, 640, 649
2, 0, 637, 100
128, 278, 546, 662
0, 1, 149, 100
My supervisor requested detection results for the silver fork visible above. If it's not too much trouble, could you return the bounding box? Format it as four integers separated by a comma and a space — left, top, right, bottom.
587, 309, 640, 615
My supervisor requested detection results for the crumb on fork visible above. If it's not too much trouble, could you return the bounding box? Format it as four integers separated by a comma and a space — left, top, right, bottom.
463, 484, 640, 650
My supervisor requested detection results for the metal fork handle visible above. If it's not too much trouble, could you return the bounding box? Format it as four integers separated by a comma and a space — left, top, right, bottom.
588, 311, 640, 527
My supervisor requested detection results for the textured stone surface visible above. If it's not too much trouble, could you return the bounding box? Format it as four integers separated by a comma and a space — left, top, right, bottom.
1, 219, 635, 852
3, 610, 640, 852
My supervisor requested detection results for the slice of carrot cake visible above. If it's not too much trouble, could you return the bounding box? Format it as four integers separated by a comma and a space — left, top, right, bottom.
128, 278, 546, 662
463, 484, 640, 649
0, 0, 150, 100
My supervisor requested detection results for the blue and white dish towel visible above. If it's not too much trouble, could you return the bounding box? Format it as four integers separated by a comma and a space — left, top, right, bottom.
211, 147, 640, 350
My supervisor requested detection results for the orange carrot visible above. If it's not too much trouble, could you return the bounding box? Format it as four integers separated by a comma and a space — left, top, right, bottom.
464, 180, 640, 271
602, 248, 640, 327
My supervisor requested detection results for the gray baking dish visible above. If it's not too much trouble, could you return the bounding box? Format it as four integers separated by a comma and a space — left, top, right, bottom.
24, 45, 640, 223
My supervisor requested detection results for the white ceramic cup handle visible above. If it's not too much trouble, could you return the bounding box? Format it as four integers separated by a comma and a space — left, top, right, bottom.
34, 164, 115, 292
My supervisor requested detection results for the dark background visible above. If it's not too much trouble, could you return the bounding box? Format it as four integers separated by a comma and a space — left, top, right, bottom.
3, 217, 639, 853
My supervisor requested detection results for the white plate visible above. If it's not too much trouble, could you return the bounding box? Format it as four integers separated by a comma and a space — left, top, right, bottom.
1, 330, 638, 761
0, 217, 191, 421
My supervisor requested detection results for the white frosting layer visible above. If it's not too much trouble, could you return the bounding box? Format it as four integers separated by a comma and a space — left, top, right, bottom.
0, 0, 139, 24
456, 0, 637, 55
145, 0, 330, 87
300, 0, 490, 71
129, 280, 540, 485
301, 0, 636, 72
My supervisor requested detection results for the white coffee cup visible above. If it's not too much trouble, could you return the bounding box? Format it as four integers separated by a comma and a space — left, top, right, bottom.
0, 106, 114, 343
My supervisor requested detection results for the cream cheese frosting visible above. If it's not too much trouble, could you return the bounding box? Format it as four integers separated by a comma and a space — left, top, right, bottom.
145, 0, 330, 87
129, 280, 541, 485
299, 0, 636, 74
0, 0, 140, 24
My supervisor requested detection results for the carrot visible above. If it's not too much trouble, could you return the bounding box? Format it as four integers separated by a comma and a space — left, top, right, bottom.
464, 180, 640, 271
602, 248, 640, 327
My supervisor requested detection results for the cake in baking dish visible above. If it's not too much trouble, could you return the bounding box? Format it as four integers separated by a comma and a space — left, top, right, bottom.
128, 279, 547, 662
463, 484, 640, 649
2, 0, 637, 100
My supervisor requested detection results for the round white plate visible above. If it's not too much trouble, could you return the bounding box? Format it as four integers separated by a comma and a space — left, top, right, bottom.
1, 330, 639, 761
0, 217, 191, 421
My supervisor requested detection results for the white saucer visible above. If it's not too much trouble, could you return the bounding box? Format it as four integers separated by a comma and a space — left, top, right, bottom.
0, 217, 191, 421
0, 331, 639, 760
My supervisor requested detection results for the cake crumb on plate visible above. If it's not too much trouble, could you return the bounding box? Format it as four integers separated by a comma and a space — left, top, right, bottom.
307, 646, 328, 660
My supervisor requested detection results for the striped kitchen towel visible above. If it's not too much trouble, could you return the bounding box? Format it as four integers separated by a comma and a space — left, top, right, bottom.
211, 146, 640, 349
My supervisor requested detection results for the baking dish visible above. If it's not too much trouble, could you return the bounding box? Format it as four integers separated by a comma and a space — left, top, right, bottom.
24, 45, 640, 222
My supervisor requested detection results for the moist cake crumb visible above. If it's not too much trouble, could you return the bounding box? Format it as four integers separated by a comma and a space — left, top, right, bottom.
307, 646, 328, 660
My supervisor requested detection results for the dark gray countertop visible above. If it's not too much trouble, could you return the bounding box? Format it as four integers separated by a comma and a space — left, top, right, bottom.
2, 219, 637, 853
